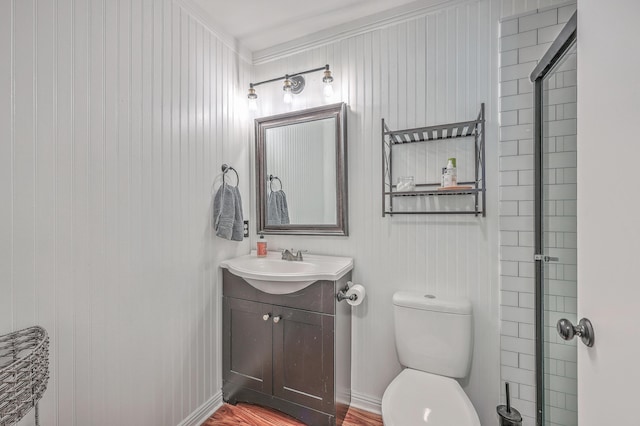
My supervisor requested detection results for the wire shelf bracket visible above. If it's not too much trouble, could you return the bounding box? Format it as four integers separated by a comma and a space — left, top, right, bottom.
382, 103, 486, 217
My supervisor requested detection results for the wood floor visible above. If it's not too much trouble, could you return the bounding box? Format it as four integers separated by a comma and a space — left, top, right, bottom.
203, 402, 383, 426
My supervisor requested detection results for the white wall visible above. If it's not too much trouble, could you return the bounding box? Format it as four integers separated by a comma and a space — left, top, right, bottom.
0, 1, 250, 425
249, 1, 502, 424
498, 4, 576, 425
577, 1, 640, 424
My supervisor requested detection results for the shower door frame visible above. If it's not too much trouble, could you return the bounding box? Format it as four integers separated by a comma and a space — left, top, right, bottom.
530, 12, 577, 426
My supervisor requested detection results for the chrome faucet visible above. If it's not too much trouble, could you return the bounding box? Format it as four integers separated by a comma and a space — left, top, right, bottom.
281, 249, 305, 261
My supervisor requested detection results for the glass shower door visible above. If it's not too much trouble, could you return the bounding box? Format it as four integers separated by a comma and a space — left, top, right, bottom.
538, 41, 578, 426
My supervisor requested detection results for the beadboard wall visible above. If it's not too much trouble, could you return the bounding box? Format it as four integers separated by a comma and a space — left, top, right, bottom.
0, 1, 250, 425
247, 1, 574, 425
249, 1, 503, 424
0, 0, 577, 425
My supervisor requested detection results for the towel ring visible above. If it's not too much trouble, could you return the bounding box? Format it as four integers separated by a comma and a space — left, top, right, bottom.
269, 174, 283, 192
222, 164, 239, 186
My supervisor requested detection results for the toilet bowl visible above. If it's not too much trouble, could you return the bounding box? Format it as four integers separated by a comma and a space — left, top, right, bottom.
381, 291, 480, 426
382, 369, 480, 426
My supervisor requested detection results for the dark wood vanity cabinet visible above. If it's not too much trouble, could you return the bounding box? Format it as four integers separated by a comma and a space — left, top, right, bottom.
222, 269, 352, 426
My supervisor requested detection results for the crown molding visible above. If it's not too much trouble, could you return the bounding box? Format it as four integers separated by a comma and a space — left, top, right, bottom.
251, 0, 470, 65
174, 0, 252, 64
176, 0, 477, 65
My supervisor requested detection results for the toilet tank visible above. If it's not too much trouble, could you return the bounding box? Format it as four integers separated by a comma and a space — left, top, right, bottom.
392, 291, 473, 378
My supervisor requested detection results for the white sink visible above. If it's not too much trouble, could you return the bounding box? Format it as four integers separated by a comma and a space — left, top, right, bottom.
220, 251, 353, 294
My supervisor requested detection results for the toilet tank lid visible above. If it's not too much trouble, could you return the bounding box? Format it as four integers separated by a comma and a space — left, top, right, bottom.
393, 291, 472, 315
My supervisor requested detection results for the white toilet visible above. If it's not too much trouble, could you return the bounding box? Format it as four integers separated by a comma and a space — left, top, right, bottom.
381, 291, 481, 426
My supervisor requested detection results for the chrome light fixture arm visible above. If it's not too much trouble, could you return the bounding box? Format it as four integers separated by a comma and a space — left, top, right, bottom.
247, 64, 334, 106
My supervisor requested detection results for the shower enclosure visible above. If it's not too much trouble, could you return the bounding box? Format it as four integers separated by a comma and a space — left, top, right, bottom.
531, 13, 578, 426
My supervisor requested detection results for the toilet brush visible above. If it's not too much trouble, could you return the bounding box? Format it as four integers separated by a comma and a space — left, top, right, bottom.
497, 382, 522, 426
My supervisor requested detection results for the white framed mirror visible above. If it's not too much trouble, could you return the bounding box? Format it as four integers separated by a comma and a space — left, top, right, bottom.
255, 103, 348, 235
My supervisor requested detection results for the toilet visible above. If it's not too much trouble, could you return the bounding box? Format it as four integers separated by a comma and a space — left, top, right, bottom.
381, 291, 481, 426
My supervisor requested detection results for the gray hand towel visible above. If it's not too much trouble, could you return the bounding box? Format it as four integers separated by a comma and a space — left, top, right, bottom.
267, 191, 281, 225
267, 190, 290, 225
213, 182, 235, 240
231, 185, 244, 241
278, 190, 290, 225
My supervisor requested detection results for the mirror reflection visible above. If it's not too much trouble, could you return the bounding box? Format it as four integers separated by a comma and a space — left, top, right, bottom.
265, 117, 337, 225
255, 103, 348, 236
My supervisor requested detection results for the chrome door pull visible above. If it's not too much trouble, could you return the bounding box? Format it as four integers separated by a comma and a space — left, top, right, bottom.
263, 313, 271, 321
273, 315, 282, 324
557, 318, 595, 347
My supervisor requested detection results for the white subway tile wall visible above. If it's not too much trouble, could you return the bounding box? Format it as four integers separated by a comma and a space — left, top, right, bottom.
499, 3, 576, 426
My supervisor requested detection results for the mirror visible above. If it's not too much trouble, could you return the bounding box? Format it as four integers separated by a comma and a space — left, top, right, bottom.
255, 103, 348, 235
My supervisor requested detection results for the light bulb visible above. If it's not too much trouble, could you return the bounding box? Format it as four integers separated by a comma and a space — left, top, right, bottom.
283, 77, 293, 104
323, 82, 334, 98
247, 85, 258, 111
322, 66, 334, 99
283, 90, 293, 104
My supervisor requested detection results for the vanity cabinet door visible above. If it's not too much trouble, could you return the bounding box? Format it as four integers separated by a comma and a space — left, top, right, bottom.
223, 297, 273, 396
272, 307, 335, 415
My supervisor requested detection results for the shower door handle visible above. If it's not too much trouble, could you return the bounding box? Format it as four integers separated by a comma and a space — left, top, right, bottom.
534, 254, 559, 262
557, 318, 595, 347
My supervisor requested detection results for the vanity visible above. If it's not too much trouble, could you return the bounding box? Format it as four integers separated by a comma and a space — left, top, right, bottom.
220, 252, 354, 426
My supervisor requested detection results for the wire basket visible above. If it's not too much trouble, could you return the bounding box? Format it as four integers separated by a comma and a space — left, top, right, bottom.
0, 326, 49, 426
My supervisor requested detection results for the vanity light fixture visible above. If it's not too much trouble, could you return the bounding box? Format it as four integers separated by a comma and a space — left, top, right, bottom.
248, 84, 258, 111
246, 64, 335, 108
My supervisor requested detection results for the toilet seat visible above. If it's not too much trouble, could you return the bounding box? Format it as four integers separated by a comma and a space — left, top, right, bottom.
381, 369, 480, 426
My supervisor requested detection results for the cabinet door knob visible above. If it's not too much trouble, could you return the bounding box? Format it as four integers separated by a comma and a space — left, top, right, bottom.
273, 315, 282, 324
263, 313, 271, 321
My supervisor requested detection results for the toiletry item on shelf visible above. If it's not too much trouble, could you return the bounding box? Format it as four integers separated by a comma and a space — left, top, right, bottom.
441, 167, 446, 187
443, 158, 457, 187
396, 176, 415, 192
437, 185, 473, 191
257, 233, 267, 257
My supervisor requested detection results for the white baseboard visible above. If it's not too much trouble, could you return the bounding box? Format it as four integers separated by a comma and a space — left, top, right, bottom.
178, 389, 380, 424
178, 391, 223, 426
350, 390, 382, 416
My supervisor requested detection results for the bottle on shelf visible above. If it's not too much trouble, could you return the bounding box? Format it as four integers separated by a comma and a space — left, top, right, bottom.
443, 158, 457, 188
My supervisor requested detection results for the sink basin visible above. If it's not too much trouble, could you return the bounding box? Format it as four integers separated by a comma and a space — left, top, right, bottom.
220, 251, 353, 294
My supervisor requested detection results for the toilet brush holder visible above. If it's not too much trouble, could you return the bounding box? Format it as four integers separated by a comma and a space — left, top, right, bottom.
497, 382, 522, 426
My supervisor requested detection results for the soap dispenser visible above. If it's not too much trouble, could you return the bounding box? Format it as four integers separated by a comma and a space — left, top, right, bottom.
257, 233, 267, 257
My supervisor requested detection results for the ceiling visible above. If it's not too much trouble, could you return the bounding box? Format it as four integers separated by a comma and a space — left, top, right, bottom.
190, 0, 427, 53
